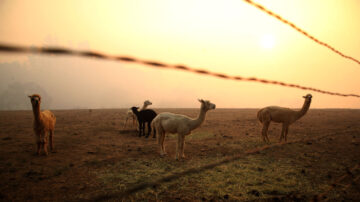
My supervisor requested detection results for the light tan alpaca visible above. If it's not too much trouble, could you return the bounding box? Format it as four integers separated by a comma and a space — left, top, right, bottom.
28, 94, 56, 155
151, 99, 216, 160
123, 100, 152, 129
257, 94, 312, 143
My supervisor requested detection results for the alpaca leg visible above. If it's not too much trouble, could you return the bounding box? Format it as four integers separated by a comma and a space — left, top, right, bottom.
280, 124, 286, 142
261, 125, 266, 142
49, 130, 54, 152
138, 122, 142, 137
261, 121, 270, 143
36, 142, 41, 155
134, 117, 139, 131
146, 122, 151, 138
43, 141, 48, 156
159, 132, 166, 156
140, 122, 144, 137
176, 135, 181, 160
266, 133, 270, 143
123, 117, 129, 128
180, 135, 186, 159
158, 132, 163, 155
157, 127, 161, 144
284, 126, 289, 142
141, 122, 145, 137
161, 134, 166, 155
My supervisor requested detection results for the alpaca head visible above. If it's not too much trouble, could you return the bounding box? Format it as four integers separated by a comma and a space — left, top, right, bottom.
303, 94, 312, 102
28, 94, 41, 107
130, 106, 139, 113
198, 99, 216, 111
144, 100, 152, 106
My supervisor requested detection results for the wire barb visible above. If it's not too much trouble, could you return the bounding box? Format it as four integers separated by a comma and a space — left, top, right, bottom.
0, 43, 359, 98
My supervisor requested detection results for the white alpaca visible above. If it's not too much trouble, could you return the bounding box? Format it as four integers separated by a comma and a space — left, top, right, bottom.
257, 94, 312, 143
123, 100, 152, 129
151, 99, 216, 160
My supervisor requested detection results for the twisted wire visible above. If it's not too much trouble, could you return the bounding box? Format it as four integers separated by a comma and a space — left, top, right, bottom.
0, 43, 359, 98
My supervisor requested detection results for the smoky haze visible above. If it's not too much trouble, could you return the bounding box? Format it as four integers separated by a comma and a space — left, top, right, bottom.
1, 1, 360, 109
1, 48, 360, 110
1, 40, 360, 110
0, 45, 200, 110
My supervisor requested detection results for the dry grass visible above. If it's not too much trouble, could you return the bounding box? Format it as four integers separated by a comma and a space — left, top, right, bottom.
92, 143, 343, 201
0, 109, 359, 201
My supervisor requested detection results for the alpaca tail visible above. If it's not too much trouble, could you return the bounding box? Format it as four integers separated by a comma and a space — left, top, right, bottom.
257, 108, 271, 126
151, 116, 164, 144
257, 109, 263, 124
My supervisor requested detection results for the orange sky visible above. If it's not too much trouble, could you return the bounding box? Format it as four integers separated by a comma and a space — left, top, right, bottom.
0, 0, 360, 109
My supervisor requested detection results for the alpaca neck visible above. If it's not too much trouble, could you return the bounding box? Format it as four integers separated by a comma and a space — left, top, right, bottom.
295, 99, 311, 120
140, 104, 148, 111
132, 109, 140, 118
32, 104, 41, 123
188, 106, 207, 131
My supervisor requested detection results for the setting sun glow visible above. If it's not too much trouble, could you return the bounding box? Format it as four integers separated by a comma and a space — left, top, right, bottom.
260, 34, 275, 49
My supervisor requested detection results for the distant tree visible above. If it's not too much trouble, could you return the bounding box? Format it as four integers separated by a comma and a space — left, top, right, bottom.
0, 82, 52, 110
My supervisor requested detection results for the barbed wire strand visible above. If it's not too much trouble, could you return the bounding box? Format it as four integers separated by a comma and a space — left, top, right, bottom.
0, 43, 359, 98
242, 0, 360, 66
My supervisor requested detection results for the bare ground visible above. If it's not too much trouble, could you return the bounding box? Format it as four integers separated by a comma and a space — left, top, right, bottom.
0, 109, 359, 201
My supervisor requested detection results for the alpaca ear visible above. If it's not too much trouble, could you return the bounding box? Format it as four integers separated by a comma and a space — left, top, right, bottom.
198, 99, 204, 103
28, 95, 31, 98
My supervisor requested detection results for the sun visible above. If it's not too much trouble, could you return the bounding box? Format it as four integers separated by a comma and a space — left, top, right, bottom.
260, 34, 276, 49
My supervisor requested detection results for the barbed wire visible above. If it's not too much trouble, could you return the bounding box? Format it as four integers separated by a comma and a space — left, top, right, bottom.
0, 43, 359, 98
242, 0, 360, 66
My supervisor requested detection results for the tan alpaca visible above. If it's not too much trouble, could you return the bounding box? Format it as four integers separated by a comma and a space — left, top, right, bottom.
257, 94, 312, 143
28, 94, 56, 155
123, 100, 152, 129
151, 99, 216, 160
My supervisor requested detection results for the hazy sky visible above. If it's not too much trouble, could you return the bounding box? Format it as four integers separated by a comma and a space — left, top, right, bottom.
0, 0, 360, 109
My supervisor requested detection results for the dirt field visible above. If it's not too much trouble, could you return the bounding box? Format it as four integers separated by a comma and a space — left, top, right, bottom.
0, 108, 359, 201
